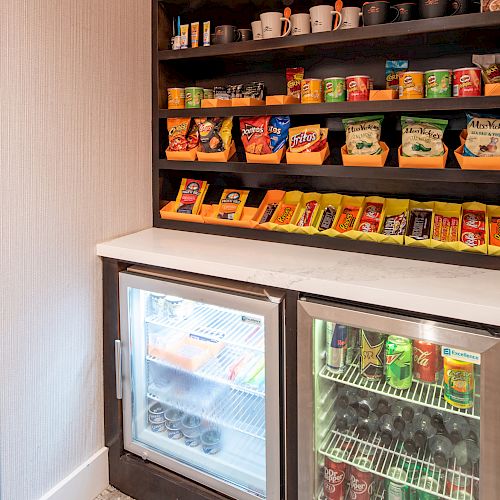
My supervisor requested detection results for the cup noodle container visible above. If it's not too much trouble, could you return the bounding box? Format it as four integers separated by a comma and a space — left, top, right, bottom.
453, 67, 482, 97
346, 75, 370, 101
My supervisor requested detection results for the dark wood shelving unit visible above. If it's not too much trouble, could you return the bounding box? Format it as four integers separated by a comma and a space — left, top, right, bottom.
153, 3, 500, 270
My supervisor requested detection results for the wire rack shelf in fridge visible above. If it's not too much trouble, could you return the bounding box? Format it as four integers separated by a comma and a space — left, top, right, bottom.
146, 303, 265, 352
320, 427, 478, 500
148, 386, 266, 440
319, 362, 480, 420
147, 345, 265, 397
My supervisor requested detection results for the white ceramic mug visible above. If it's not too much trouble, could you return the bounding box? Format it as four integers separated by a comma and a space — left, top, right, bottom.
290, 13, 311, 35
251, 20, 264, 40
340, 7, 362, 28
260, 12, 292, 39
309, 5, 343, 33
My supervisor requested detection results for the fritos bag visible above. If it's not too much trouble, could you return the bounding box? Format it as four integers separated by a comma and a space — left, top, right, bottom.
240, 116, 272, 154
288, 125, 328, 153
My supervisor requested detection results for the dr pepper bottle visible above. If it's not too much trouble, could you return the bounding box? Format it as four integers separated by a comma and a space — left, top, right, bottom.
413, 340, 443, 383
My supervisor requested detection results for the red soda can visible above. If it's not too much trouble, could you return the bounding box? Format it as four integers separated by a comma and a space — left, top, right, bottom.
413, 340, 442, 383
349, 458, 374, 500
324, 455, 347, 500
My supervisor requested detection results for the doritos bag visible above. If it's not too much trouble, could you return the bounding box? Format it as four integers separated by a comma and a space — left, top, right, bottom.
240, 116, 272, 154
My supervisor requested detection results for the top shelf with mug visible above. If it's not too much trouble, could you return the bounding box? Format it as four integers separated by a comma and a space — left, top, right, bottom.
158, 12, 500, 63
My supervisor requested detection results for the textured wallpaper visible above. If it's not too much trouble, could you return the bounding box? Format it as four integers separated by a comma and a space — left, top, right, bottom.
0, 1, 151, 498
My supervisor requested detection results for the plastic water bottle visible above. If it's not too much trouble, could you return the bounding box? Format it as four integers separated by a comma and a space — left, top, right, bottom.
379, 414, 401, 447
453, 438, 480, 467
356, 412, 378, 440
444, 414, 471, 444
429, 434, 453, 467
335, 406, 357, 431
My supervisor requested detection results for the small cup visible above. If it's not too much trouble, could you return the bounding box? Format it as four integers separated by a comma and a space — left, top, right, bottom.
181, 415, 202, 447
251, 20, 264, 40
238, 28, 252, 41
214, 25, 241, 44
419, 0, 461, 17
395, 2, 417, 20
362, 1, 400, 25
309, 5, 343, 32
201, 429, 222, 455
164, 408, 184, 440
290, 13, 311, 35
260, 12, 292, 39
340, 7, 362, 29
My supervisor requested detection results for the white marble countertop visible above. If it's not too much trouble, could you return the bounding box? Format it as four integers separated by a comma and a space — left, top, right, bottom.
97, 228, 500, 327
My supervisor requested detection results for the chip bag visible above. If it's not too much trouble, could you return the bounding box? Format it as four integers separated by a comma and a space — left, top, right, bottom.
217, 189, 249, 221
167, 118, 192, 151
268, 116, 290, 152
240, 116, 272, 154
196, 117, 233, 153
288, 125, 328, 153
401, 116, 448, 157
343, 115, 384, 155
463, 113, 500, 157
174, 178, 209, 215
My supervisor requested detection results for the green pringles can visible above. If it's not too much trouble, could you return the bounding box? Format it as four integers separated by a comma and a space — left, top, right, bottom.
324, 77, 346, 102
424, 69, 452, 98
385, 335, 413, 390
185, 86, 204, 108
203, 88, 214, 99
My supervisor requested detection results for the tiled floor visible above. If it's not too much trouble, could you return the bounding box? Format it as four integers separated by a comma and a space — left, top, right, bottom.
94, 485, 136, 500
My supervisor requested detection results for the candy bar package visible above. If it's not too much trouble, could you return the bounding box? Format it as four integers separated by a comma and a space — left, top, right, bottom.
268, 116, 290, 152
490, 217, 500, 247
196, 117, 233, 153
174, 178, 209, 215
401, 116, 448, 157
463, 113, 500, 157
357, 202, 384, 233
343, 115, 384, 155
296, 200, 320, 228
288, 125, 328, 153
407, 208, 433, 240
461, 208, 486, 247
216, 189, 249, 221
335, 206, 360, 233
386, 60, 409, 90
433, 215, 459, 242
259, 203, 278, 224
240, 116, 272, 154
273, 204, 297, 225
383, 212, 407, 236
167, 118, 199, 151
286, 67, 305, 99
318, 206, 337, 231
473, 54, 500, 83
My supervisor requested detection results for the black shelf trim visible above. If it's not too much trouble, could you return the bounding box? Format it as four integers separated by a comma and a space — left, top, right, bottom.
159, 96, 500, 118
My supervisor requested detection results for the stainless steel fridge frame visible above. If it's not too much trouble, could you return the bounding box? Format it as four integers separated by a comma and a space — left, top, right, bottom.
297, 297, 500, 500
117, 269, 283, 500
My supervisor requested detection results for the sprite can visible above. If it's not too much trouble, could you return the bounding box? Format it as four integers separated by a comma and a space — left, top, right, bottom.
386, 336, 413, 390
324, 77, 346, 102
385, 467, 412, 499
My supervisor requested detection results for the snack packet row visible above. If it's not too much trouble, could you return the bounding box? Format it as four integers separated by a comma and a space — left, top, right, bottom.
240, 116, 290, 155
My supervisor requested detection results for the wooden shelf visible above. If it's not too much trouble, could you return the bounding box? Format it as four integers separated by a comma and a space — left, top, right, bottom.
159, 96, 500, 118
158, 13, 500, 63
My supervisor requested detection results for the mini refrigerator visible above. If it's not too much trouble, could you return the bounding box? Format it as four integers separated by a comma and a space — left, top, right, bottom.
117, 268, 284, 500
297, 297, 500, 500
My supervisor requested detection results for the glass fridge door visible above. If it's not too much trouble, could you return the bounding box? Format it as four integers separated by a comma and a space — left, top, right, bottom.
119, 271, 281, 500
298, 299, 500, 500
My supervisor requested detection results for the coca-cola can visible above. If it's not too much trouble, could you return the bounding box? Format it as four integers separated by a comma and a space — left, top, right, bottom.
324, 455, 347, 500
413, 340, 442, 383
349, 458, 374, 500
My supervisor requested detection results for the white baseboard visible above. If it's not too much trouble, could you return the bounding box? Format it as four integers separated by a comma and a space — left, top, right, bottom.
39, 447, 109, 500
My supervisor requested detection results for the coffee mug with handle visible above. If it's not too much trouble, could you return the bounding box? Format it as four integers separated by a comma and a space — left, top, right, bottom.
251, 20, 264, 40
394, 2, 417, 21
260, 12, 292, 39
214, 25, 241, 44
362, 1, 400, 25
419, 0, 461, 17
310, 5, 343, 33
340, 7, 362, 28
291, 13, 311, 35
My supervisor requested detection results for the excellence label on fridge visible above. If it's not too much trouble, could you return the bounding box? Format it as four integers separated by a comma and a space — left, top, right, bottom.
298, 300, 500, 500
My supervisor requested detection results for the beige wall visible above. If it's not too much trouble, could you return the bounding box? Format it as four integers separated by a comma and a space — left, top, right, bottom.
0, 0, 151, 498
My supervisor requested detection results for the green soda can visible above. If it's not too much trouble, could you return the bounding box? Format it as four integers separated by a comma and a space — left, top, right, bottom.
385, 467, 412, 499
416, 475, 440, 499
424, 69, 452, 98
203, 88, 214, 99
324, 77, 346, 102
185, 87, 204, 108
385, 336, 413, 390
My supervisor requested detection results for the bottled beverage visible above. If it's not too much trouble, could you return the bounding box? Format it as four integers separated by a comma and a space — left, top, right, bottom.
411, 414, 436, 449
360, 329, 386, 380
453, 438, 480, 467
391, 401, 424, 423
356, 412, 378, 440
429, 434, 453, 467
346, 326, 360, 366
356, 392, 378, 418
375, 395, 394, 416
413, 340, 442, 384
443, 357, 475, 409
384, 466, 411, 499
427, 408, 447, 433
468, 418, 480, 443
416, 475, 440, 499
335, 406, 357, 431
379, 414, 401, 447
386, 336, 413, 390
327, 323, 349, 373
443, 414, 470, 444
324, 455, 348, 500
335, 386, 359, 408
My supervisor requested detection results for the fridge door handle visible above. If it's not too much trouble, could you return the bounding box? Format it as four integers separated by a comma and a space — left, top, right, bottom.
114, 339, 123, 400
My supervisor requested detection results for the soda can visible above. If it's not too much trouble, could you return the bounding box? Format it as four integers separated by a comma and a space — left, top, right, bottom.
324, 77, 346, 102
360, 329, 386, 379
445, 473, 471, 497
349, 458, 374, 500
326, 323, 349, 373
203, 88, 214, 99
386, 336, 413, 390
443, 357, 474, 409
324, 455, 348, 499
385, 467, 410, 499
413, 340, 442, 383
416, 475, 440, 499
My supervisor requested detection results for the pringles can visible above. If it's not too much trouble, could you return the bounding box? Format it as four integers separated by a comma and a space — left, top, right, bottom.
326, 322, 348, 373
167, 87, 185, 109
385, 336, 413, 390
425, 69, 452, 98
360, 329, 386, 380
399, 71, 424, 99
203, 88, 214, 99
346, 75, 370, 101
453, 67, 482, 97
301, 78, 323, 103
443, 357, 475, 409
413, 340, 442, 383
185, 87, 204, 108
324, 77, 346, 102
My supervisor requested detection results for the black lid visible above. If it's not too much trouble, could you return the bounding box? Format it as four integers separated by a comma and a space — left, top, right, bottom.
404, 438, 418, 454
434, 451, 448, 468
394, 416, 406, 432
402, 406, 415, 421
414, 430, 427, 449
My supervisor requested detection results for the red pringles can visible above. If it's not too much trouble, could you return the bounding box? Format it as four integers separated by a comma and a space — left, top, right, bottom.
349, 458, 374, 500
413, 340, 442, 383
324, 455, 348, 500
453, 67, 482, 97
346, 75, 370, 101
